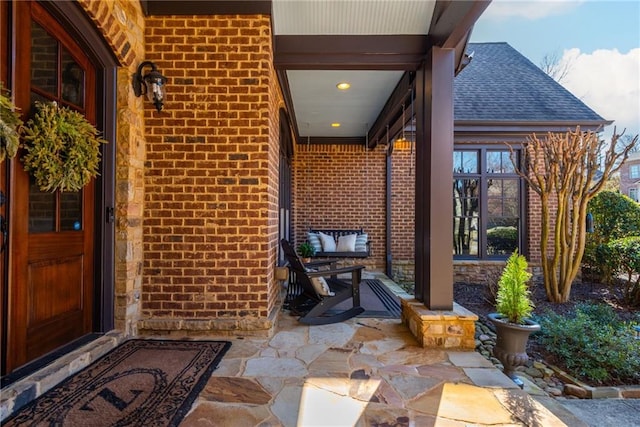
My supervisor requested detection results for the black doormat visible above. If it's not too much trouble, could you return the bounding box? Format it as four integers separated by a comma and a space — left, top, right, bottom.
325, 279, 402, 318
4, 339, 231, 427
352, 279, 402, 318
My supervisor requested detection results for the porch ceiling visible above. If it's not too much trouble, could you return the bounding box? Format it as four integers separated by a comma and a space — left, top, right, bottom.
144, 0, 490, 144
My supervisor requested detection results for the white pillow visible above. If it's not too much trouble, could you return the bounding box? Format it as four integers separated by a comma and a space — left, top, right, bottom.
310, 276, 334, 296
337, 234, 357, 252
318, 232, 336, 252
355, 233, 368, 252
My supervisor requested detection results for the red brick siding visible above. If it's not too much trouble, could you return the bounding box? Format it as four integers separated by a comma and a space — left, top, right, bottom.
390, 141, 415, 260
292, 143, 386, 270
141, 15, 279, 327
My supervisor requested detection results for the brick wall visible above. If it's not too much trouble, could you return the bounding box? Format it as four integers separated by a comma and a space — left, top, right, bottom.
389, 140, 415, 282
292, 143, 386, 270
140, 14, 280, 336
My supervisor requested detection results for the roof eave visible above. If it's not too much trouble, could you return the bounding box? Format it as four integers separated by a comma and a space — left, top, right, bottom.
454, 120, 614, 141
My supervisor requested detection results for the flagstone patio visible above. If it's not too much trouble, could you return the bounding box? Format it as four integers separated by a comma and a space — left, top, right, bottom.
1, 273, 586, 426
179, 312, 578, 426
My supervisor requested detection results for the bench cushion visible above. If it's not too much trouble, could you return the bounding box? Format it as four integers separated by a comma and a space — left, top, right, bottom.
308, 228, 370, 258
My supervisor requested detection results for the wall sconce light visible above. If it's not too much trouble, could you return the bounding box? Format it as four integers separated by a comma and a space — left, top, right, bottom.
132, 61, 167, 112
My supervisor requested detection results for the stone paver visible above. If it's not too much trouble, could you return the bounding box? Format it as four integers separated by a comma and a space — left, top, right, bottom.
463, 367, 521, 388
180, 314, 571, 426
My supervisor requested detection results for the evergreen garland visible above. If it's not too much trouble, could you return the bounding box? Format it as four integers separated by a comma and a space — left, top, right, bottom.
22, 101, 107, 192
0, 83, 23, 162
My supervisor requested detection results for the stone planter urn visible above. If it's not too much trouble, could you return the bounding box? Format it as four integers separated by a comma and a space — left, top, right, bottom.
488, 313, 540, 385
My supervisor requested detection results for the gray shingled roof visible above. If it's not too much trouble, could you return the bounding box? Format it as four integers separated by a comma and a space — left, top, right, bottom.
454, 42, 607, 123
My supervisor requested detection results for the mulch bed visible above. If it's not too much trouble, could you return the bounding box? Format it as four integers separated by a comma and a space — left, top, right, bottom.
453, 279, 638, 322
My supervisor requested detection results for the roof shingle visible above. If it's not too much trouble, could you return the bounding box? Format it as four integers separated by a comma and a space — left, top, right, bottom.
454, 42, 607, 123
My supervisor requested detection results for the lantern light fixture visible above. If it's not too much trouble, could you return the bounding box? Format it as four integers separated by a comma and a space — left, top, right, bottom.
132, 61, 167, 112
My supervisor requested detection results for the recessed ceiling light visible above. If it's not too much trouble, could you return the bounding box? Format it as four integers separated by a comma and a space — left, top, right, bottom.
331, 123, 341, 127
336, 82, 351, 90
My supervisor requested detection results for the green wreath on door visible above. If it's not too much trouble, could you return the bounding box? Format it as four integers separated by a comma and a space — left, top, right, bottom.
22, 101, 107, 192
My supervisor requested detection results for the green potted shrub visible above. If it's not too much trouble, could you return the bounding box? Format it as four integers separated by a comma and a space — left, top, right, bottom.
297, 242, 316, 262
488, 250, 540, 387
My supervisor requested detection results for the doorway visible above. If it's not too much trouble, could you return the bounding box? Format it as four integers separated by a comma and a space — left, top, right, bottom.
1, 0, 116, 376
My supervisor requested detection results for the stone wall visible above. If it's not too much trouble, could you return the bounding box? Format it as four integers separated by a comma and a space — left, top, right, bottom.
78, 0, 147, 336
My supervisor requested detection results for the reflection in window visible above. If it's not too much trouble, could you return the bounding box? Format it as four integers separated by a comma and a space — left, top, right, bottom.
453, 179, 479, 255
31, 21, 57, 97
61, 191, 82, 231
453, 148, 522, 259
486, 150, 515, 173
453, 151, 478, 173
61, 49, 84, 107
29, 178, 55, 233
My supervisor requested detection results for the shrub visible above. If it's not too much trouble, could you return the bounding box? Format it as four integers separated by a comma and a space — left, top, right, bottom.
608, 236, 640, 306
536, 303, 640, 384
495, 251, 534, 324
584, 191, 640, 283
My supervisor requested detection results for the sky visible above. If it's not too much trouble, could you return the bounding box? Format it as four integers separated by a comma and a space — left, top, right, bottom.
470, 0, 640, 144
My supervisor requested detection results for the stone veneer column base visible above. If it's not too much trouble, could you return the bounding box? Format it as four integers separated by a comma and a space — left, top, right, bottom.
401, 298, 478, 349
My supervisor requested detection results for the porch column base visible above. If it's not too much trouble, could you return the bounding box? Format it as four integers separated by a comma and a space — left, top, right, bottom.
401, 298, 478, 349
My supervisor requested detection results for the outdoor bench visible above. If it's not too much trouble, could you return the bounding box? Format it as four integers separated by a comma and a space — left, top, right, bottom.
307, 228, 370, 258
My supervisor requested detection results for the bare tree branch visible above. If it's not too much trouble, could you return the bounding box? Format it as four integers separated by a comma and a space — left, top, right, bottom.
539, 51, 573, 83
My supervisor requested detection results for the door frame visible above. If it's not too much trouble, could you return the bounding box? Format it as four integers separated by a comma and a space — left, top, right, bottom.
1, 0, 118, 375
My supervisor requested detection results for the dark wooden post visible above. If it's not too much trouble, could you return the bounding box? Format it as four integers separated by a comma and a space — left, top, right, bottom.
414, 47, 454, 310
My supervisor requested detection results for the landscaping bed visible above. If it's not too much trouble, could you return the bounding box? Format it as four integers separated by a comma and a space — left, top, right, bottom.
454, 280, 640, 393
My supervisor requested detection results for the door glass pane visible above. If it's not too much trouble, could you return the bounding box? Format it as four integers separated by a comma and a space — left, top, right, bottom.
61, 192, 82, 231
61, 49, 84, 108
29, 179, 55, 233
31, 21, 57, 97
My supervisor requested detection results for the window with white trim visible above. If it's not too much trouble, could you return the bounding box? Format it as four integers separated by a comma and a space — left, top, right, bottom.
630, 164, 640, 180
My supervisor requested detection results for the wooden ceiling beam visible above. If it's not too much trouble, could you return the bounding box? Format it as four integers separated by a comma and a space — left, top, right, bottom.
367, 72, 414, 148
273, 35, 428, 71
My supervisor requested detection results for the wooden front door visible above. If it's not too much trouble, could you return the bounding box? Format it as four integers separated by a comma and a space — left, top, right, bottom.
5, 1, 97, 373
